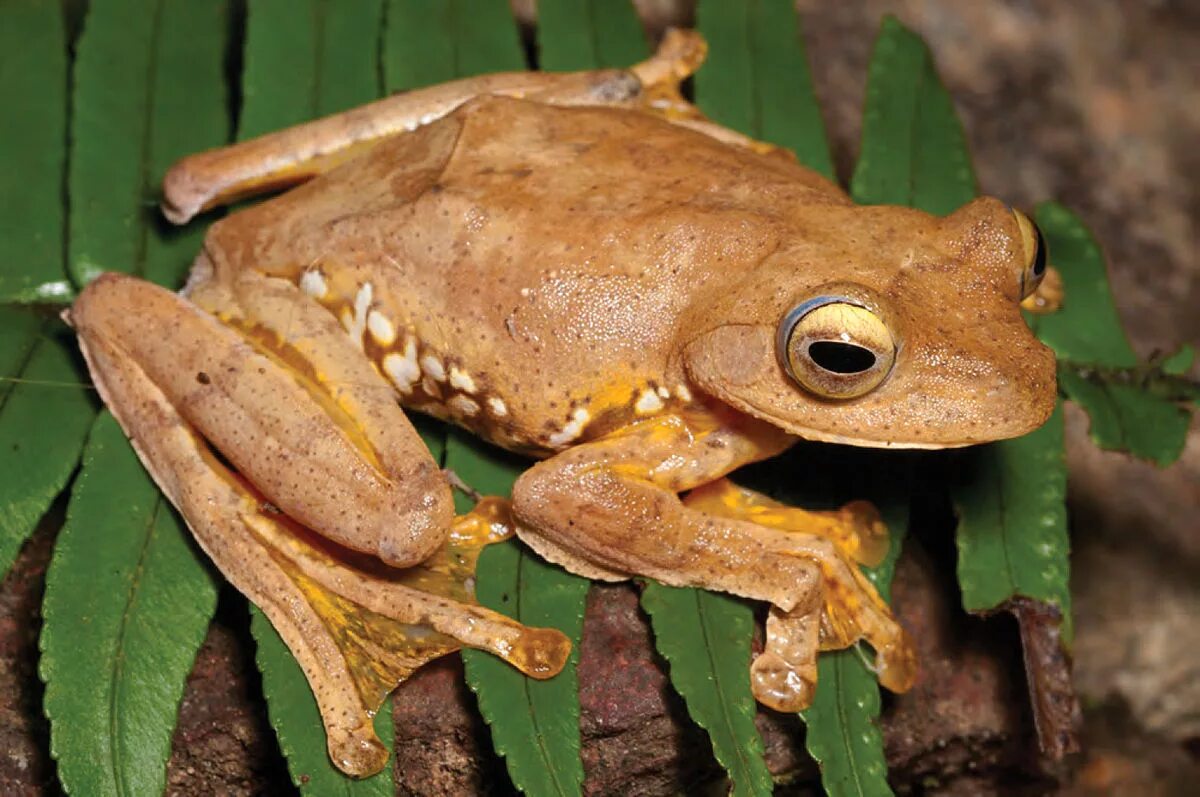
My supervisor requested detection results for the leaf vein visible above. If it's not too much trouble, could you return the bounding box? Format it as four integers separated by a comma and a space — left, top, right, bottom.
515, 547, 571, 796
108, 495, 165, 796
695, 590, 757, 790
0, 329, 47, 416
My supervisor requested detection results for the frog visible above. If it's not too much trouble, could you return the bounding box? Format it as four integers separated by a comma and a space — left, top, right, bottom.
66, 29, 1057, 777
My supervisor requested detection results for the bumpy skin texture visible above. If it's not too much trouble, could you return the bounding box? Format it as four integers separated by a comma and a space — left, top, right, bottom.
67, 31, 1056, 777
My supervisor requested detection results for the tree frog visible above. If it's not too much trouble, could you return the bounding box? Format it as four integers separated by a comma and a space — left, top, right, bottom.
67, 30, 1057, 776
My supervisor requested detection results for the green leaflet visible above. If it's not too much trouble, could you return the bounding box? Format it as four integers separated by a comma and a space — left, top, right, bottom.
0, 0, 73, 302
383, 0, 524, 90
239, 0, 384, 140
250, 609, 396, 796
536, 0, 647, 72
1031, 203, 1191, 465
851, 15, 975, 212
696, 0, 834, 179
451, 429, 590, 797
1161, 345, 1196, 378
40, 412, 218, 797
801, 653, 890, 797
640, 586, 773, 797
0, 0, 94, 580
0, 308, 42, 400
0, 319, 95, 579
953, 405, 1070, 633
69, 0, 230, 290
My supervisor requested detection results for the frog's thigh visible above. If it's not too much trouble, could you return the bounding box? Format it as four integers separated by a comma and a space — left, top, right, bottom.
74, 272, 451, 568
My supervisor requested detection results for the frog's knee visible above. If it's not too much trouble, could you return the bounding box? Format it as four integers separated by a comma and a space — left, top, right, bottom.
377, 468, 454, 568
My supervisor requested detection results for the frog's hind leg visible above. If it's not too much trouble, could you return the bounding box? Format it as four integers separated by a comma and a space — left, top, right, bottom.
70, 273, 570, 775
511, 412, 916, 713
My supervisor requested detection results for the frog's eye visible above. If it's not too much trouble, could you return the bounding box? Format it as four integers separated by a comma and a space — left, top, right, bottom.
1012, 209, 1048, 298
778, 297, 896, 399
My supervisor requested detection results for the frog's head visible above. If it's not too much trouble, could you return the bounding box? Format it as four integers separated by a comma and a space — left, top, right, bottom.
682, 197, 1057, 448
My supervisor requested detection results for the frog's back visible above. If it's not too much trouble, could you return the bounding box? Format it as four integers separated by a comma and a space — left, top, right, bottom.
203, 96, 848, 454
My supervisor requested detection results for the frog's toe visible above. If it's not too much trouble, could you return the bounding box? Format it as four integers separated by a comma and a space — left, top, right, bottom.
329, 729, 389, 780
509, 626, 572, 679
751, 650, 816, 713
836, 499, 890, 567
752, 602, 821, 712
873, 629, 919, 693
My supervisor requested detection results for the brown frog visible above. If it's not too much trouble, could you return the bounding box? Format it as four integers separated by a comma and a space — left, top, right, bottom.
68, 30, 1057, 776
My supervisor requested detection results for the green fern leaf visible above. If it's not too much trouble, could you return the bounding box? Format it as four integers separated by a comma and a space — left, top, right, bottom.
0, 318, 95, 579
697, 0, 834, 179
1031, 203, 1192, 465
537, 0, 647, 72
0, 0, 73, 301
640, 585, 773, 797
40, 413, 218, 797
69, 0, 230, 290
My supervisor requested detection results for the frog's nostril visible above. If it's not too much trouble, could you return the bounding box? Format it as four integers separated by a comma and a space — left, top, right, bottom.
808, 341, 876, 374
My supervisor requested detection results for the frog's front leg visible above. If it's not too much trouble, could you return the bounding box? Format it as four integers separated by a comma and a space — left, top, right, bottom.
70, 272, 569, 775
512, 411, 916, 712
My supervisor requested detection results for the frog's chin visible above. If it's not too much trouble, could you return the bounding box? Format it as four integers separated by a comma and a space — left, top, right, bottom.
711, 389, 985, 450
772, 420, 976, 450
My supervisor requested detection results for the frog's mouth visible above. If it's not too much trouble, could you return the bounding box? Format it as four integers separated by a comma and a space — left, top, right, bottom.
682, 323, 1058, 450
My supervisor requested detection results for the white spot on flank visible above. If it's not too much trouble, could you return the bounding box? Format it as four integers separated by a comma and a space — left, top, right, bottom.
346, 282, 373, 349
676, 384, 693, 402
383, 340, 420, 392
299, 269, 327, 298
548, 407, 590, 447
635, 389, 664, 414
449, 395, 480, 417
487, 397, 508, 417
421, 354, 446, 381
656, 385, 671, 400
448, 367, 477, 393
367, 310, 396, 346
